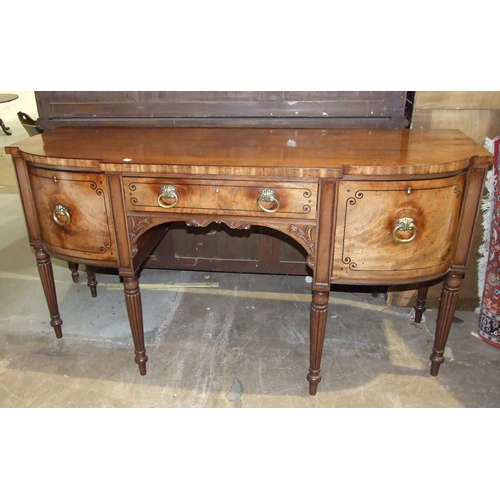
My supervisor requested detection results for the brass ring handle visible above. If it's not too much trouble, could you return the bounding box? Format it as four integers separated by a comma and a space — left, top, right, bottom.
157, 185, 179, 209
258, 189, 280, 213
53, 204, 71, 227
392, 217, 418, 244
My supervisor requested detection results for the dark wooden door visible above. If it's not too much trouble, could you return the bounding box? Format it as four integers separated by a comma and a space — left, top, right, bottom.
35, 91, 409, 129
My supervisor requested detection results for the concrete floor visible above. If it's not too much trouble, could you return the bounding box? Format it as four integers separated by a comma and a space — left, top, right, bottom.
1, 93, 499, 408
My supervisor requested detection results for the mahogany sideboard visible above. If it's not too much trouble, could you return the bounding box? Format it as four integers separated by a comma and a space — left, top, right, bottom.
5, 127, 493, 395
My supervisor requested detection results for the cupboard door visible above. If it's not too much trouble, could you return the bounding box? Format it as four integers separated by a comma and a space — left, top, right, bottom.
28, 166, 116, 263
332, 174, 466, 284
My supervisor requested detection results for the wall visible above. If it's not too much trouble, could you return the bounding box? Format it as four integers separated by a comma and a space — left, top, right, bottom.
412, 91, 500, 145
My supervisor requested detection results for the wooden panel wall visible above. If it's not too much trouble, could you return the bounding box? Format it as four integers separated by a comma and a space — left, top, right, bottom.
390, 91, 500, 310
412, 91, 500, 145
35, 91, 409, 129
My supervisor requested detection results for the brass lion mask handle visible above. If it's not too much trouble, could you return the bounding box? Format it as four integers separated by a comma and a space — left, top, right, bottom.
258, 189, 280, 213
392, 217, 417, 244
53, 204, 71, 227
158, 185, 179, 209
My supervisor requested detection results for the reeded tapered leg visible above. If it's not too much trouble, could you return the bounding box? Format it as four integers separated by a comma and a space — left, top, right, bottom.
414, 282, 429, 323
68, 262, 80, 283
86, 266, 98, 298
430, 272, 463, 376
35, 247, 63, 338
307, 290, 329, 395
123, 276, 148, 375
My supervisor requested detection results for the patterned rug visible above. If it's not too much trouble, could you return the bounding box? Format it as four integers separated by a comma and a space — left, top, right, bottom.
478, 136, 500, 348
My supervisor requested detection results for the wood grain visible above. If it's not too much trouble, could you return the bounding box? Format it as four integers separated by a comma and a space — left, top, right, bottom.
124, 178, 317, 219
27, 166, 117, 264
332, 175, 466, 284
415, 91, 500, 110
6, 127, 489, 177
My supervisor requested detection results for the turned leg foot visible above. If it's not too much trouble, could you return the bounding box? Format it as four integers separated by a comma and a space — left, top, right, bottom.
68, 262, 80, 283
35, 247, 63, 338
430, 273, 462, 376
308, 290, 329, 395
123, 275, 148, 375
414, 282, 429, 323
86, 266, 98, 298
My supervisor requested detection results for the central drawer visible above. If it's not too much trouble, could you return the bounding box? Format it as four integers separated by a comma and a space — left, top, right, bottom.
123, 178, 318, 219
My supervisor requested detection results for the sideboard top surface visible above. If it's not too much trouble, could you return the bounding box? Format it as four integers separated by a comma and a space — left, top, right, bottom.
6, 127, 493, 176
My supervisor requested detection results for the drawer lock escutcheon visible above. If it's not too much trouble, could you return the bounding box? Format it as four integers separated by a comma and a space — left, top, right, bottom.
158, 185, 179, 209
53, 204, 71, 227
258, 189, 280, 213
392, 217, 417, 244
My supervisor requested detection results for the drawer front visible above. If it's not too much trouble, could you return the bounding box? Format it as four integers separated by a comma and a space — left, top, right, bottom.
28, 166, 116, 262
123, 178, 317, 219
332, 174, 466, 283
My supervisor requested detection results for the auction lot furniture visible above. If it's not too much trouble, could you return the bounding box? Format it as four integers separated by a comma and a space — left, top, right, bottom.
5, 127, 493, 394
